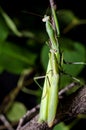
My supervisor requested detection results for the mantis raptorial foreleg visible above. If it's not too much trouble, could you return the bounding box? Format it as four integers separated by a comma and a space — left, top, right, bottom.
34, 76, 48, 90
38, 2, 61, 126
64, 61, 86, 65
38, 0, 86, 127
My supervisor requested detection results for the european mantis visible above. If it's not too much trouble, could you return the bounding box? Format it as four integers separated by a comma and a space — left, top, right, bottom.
37, 0, 86, 128
38, 1, 61, 127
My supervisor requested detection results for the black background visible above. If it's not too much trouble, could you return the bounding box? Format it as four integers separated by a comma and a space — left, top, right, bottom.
0, 0, 86, 129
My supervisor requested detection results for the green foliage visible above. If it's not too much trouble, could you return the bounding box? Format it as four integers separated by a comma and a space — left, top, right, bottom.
57, 10, 86, 33
41, 37, 86, 88
41, 10, 86, 90
0, 7, 38, 74
60, 38, 86, 87
6, 102, 27, 122
0, 7, 22, 37
57, 10, 79, 26
0, 41, 37, 74
53, 122, 69, 130
0, 15, 9, 42
0, 8, 85, 76
41, 44, 49, 70
0, 6, 86, 129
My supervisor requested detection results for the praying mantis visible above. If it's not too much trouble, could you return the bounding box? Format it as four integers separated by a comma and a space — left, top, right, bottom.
38, 1, 61, 127
36, 0, 86, 128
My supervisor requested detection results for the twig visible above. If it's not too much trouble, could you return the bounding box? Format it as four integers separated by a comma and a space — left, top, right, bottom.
16, 83, 86, 130
0, 114, 14, 130
58, 82, 80, 98
0, 69, 34, 114
17, 105, 39, 130
17, 82, 76, 130
50, 0, 55, 8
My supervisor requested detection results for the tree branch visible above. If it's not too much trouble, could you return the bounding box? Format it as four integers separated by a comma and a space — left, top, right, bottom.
16, 84, 86, 130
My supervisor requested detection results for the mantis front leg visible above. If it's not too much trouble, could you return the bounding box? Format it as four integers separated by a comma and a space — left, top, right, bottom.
47, 51, 60, 127
39, 58, 52, 123
39, 50, 60, 127
39, 11, 60, 127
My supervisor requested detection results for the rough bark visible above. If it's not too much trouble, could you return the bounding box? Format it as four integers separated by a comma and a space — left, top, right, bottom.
17, 85, 86, 130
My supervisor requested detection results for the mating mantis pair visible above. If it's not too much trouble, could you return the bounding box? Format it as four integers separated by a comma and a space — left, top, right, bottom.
38, 1, 61, 127
34, 0, 86, 127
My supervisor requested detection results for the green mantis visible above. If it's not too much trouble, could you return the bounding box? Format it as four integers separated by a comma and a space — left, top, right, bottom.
38, 0, 86, 127
38, 2, 61, 127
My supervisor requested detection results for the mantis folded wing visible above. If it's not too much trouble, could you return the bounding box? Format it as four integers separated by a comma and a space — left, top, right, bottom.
39, 5, 61, 127
38, 0, 86, 127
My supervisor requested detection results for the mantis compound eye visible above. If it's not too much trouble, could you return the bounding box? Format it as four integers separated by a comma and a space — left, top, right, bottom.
42, 15, 50, 22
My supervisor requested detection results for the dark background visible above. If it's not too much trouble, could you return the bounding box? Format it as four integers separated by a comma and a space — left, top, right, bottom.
0, 0, 86, 129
